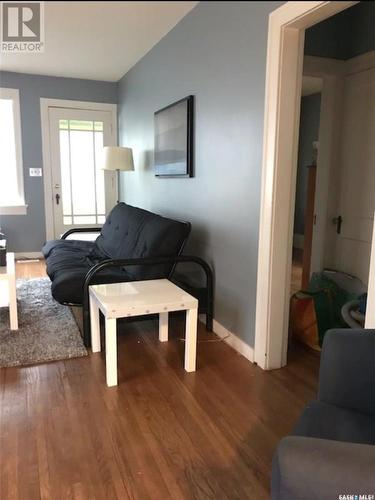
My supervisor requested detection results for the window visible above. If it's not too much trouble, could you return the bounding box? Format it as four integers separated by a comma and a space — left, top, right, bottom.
58, 119, 106, 225
0, 88, 26, 214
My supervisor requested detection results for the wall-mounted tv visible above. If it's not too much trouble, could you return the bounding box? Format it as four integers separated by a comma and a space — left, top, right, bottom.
154, 95, 194, 177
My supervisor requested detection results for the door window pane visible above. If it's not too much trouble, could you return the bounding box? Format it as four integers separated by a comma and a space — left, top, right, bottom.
69, 120, 94, 131
73, 215, 96, 224
94, 121, 103, 131
70, 129, 96, 215
58, 119, 105, 225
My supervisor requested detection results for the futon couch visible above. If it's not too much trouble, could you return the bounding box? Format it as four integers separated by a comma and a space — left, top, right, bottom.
42, 203, 213, 346
271, 329, 375, 499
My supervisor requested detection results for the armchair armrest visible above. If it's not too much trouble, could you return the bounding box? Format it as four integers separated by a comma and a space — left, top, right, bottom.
82, 255, 214, 347
272, 436, 375, 500
61, 227, 101, 240
318, 329, 375, 414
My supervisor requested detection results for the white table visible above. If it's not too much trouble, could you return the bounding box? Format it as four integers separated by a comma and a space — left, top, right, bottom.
89, 279, 199, 386
0, 252, 18, 330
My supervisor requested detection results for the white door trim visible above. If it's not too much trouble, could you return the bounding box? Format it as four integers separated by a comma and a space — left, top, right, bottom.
254, 1, 357, 370
40, 98, 117, 240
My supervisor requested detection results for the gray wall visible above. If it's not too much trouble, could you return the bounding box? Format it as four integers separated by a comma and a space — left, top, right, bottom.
294, 93, 321, 236
118, 1, 282, 347
305, 2, 375, 60
0, 71, 117, 253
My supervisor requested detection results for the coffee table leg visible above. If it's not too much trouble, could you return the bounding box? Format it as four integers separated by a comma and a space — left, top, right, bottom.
90, 297, 101, 352
105, 318, 118, 387
184, 307, 198, 372
159, 312, 169, 342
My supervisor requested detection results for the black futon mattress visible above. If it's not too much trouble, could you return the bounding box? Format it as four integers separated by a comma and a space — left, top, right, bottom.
42, 203, 190, 305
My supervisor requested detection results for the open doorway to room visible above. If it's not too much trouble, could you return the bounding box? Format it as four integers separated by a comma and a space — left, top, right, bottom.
253, 1, 375, 370
290, 77, 322, 295
287, 2, 375, 357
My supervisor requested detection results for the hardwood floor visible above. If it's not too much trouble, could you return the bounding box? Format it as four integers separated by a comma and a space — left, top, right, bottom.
15, 258, 47, 279
0, 261, 319, 499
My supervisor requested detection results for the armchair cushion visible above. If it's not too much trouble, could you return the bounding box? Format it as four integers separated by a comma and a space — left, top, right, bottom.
272, 436, 375, 500
319, 329, 375, 415
271, 329, 375, 499
293, 400, 375, 445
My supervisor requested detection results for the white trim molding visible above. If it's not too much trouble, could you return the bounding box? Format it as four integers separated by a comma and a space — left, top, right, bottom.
40, 98, 117, 240
15, 252, 43, 259
254, 1, 357, 370
200, 315, 254, 363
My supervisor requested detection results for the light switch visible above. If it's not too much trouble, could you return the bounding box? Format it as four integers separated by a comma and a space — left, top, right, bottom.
29, 168, 42, 177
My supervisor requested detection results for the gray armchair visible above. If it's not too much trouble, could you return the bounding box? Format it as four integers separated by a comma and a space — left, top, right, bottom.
271, 329, 375, 500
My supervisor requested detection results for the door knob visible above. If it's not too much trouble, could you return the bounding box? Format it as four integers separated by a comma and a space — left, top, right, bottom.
55, 193, 60, 205
332, 215, 342, 234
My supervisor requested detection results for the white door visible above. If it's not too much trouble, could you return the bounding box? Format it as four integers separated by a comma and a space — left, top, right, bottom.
48, 107, 117, 238
332, 67, 375, 285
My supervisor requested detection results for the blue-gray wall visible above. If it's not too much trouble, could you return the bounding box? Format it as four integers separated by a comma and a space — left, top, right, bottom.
305, 2, 375, 60
118, 1, 282, 347
294, 93, 321, 236
0, 71, 117, 253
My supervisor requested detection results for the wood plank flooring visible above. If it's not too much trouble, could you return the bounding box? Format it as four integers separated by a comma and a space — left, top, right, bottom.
15, 258, 47, 279
0, 260, 319, 499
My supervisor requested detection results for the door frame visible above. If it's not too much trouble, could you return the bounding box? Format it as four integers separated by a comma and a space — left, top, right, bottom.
254, 1, 357, 370
40, 98, 117, 240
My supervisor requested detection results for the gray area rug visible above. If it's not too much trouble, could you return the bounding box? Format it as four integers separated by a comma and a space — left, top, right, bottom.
0, 278, 87, 368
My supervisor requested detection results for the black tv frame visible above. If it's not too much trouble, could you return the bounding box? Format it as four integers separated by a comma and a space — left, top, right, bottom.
154, 95, 194, 178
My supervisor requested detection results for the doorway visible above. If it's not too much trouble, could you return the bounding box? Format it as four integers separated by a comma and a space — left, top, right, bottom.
40, 99, 117, 240
254, 1, 358, 370
291, 77, 322, 295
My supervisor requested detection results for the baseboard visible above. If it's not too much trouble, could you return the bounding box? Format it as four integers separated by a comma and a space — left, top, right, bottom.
15, 252, 43, 259
293, 234, 304, 250
200, 315, 254, 363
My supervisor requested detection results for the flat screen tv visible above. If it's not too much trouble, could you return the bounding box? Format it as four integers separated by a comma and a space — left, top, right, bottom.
154, 95, 194, 177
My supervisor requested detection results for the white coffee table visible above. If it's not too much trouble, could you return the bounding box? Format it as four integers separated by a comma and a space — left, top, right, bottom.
0, 252, 18, 330
89, 279, 199, 386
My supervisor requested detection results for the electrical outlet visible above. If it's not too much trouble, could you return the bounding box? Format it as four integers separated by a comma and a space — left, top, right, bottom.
29, 168, 42, 177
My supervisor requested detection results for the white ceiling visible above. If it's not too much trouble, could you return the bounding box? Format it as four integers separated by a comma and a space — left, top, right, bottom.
0, 1, 198, 82
302, 76, 323, 96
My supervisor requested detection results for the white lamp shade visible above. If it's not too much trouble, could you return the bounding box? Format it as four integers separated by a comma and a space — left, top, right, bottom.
103, 146, 134, 171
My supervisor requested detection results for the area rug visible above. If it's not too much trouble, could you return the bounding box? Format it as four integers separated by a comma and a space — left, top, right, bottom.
0, 278, 87, 368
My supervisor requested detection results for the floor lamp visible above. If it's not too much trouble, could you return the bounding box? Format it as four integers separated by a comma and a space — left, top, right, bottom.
102, 146, 134, 203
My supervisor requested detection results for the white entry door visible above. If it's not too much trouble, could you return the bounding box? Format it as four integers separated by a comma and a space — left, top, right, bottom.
48, 107, 117, 238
